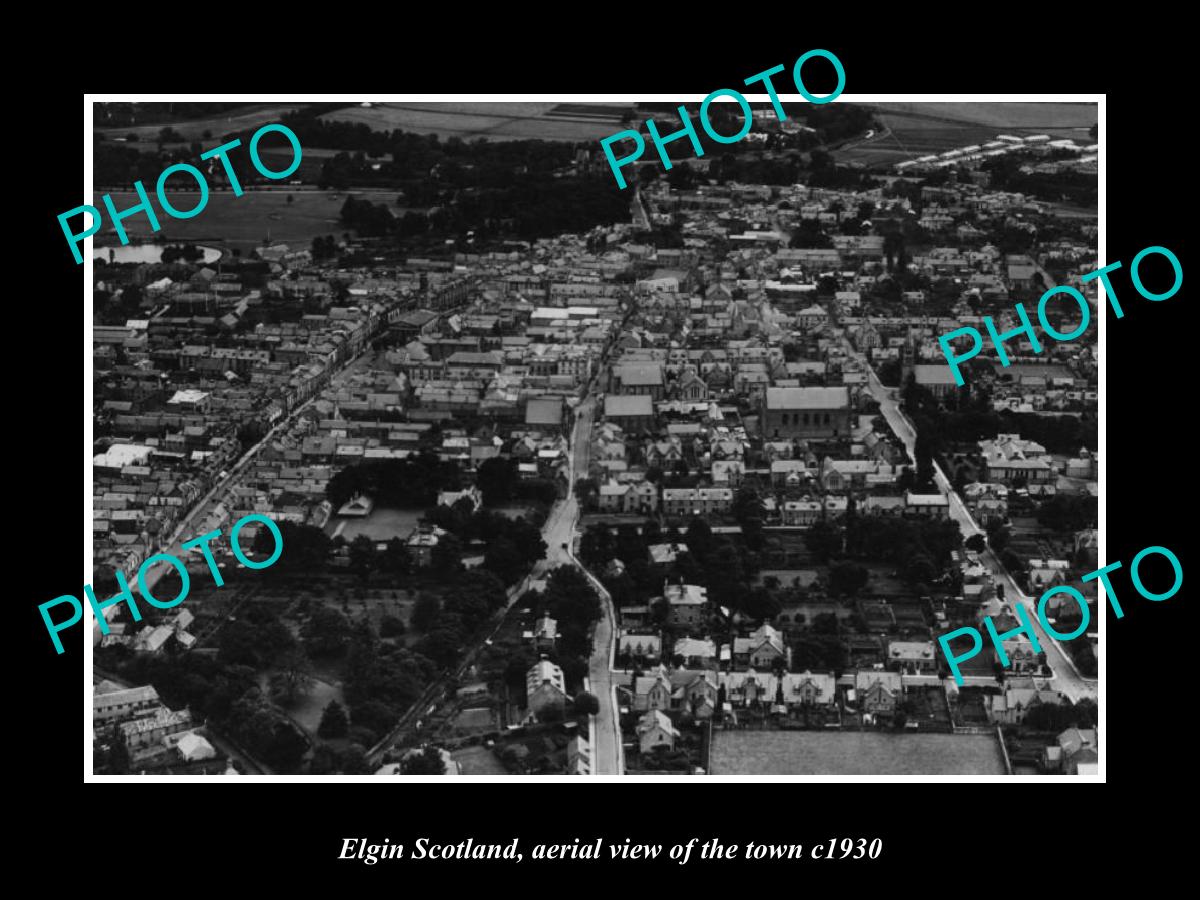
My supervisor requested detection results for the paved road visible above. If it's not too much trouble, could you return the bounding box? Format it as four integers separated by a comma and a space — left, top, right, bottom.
565, 395, 622, 776
846, 339, 1096, 703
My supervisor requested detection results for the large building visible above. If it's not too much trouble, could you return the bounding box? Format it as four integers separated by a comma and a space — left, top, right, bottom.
760, 387, 852, 439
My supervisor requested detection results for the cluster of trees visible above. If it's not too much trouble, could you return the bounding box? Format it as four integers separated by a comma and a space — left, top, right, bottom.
982, 154, 1097, 205
311, 235, 339, 261
97, 642, 310, 771
326, 453, 462, 510
1036, 494, 1097, 533
424, 501, 546, 587
581, 515, 773, 623
807, 515, 962, 590
474, 457, 559, 507
252, 521, 332, 574
903, 375, 1097, 457
338, 196, 428, 238
224, 689, 310, 771
159, 243, 205, 264
428, 175, 629, 244
1021, 698, 1097, 732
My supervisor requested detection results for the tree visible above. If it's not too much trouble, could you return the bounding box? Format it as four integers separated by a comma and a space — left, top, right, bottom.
806, 519, 843, 563
303, 606, 353, 657
411, 593, 440, 632
269, 648, 315, 707
317, 700, 349, 739
108, 725, 130, 774
574, 691, 600, 716
261, 721, 309, 772
965, 533, 987, 553
380, 615, 407, 638
340, 743, 373, 774
829, 561, 869, 597
431, 533, 464, 576
402, 746, 447, 775
349, 534, 377, 583
477, 457, 518, 505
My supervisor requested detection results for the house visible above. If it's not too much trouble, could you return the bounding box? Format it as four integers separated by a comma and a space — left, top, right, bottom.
337, 493, 374, 517
437, 485, 482, 512
886, 640, 938, 675
784, 671, 837, 707
986, 682, 1065, 725
566, 735, 591, 775
618, 632, 662, 662
673, 637, 717, 668
93, 684, 161, 724
525, 660, 568, 719
1042, 727, 1098, 774
733, 623, 788, 670
855, 671, 902, 717
119, 708, 194, 760
636, 709, 680, 754
171, 731, 217, 762
989, 613, 1041, 674
904, 491, 950, 519
663, 582, 708, 628
781, 499, 822, 526
761, 387, 852, 439
407, 524, 448, 568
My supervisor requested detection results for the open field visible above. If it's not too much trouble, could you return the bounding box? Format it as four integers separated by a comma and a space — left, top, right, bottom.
320, 102, 628, 142
708, 729, 1007, 774
97, 103, 313, 142
91, 189, 395, 251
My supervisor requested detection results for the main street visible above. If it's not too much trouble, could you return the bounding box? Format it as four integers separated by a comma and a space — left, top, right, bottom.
844, 335, 1096, 703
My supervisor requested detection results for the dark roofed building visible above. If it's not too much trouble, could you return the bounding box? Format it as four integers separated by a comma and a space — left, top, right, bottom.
605, 394, 655, 432
913, 364, 959, 397
525, 397, 565, 434
761, 386, 851, 439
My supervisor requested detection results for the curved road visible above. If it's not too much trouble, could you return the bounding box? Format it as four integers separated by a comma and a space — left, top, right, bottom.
846, 338, 1096, 703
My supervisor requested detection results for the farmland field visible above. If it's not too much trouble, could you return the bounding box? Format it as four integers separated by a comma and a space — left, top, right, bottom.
320, 102, 630, 142
835, 101, 1097, 168
96, 102, 313, 142
709, 729, 1007, 775
90, 188, 395, 251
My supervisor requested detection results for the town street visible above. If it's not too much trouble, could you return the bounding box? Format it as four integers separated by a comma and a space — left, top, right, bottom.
846, 338, 1096, 703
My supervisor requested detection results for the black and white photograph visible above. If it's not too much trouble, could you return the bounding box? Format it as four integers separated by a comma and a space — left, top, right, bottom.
81, 95, 1105, 779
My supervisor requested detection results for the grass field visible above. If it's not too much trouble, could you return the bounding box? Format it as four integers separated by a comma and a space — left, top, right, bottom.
96, 103, 312, 142
709, 730, 1007, 775
91, 189, 394, 250
320, 102, 627, 142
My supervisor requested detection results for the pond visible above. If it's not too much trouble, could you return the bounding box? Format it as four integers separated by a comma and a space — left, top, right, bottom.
94, 243, 222, 265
